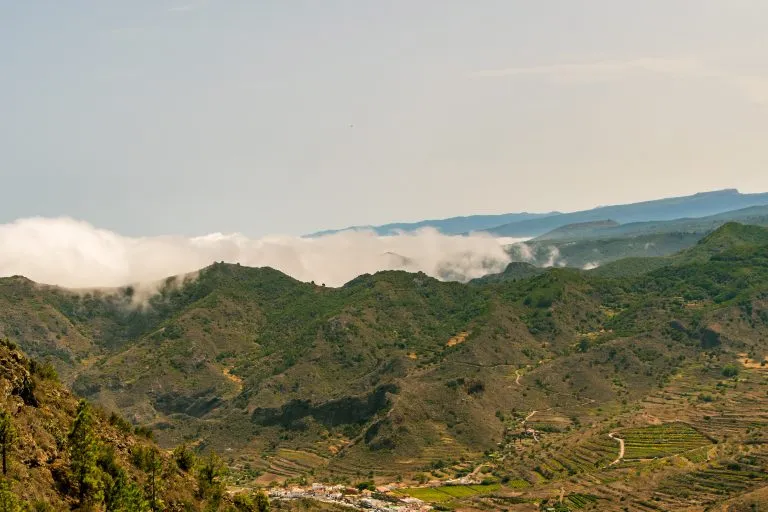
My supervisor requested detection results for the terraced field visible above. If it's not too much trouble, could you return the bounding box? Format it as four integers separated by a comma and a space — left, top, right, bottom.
681, 445, 711, 463
653, 453, 768, 507
528, 434, 619, 480
395, 483, 501, 503
619, 422, 712, 459
565, 493, 600, 509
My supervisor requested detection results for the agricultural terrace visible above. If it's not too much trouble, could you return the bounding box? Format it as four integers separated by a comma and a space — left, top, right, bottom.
619, 422, 712, 459
395, 483, 500, 503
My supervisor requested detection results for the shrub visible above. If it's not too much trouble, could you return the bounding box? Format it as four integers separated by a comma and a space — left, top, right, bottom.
0, 479, 21, 512
108, 412, 132, 434
29, 360, 58, 381
233, 491, 269, 512
173, 444, 196, 472
130, 445, 155, 472
356, 481, 376, 491
133, 425, 154, 440
722, 364, 740, 378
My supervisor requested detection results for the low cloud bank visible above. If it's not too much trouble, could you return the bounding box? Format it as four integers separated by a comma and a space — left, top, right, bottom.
0, 217, 518, 289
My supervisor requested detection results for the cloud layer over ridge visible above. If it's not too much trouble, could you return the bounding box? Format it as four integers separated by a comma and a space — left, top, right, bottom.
0, 217, 516, 289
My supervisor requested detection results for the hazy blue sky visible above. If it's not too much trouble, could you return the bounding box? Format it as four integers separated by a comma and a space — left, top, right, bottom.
3, 1, 768, 236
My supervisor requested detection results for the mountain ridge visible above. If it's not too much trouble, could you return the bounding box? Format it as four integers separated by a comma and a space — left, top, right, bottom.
304, 189, 768, 239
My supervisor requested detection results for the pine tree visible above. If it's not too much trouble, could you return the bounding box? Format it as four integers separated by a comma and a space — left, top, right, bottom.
254, 490, 270, 512
104, 469, 149, 512
197, 451, 226, 510
0, 412, 16, 476
143, 447, 164, 512
68, 400, 101, 506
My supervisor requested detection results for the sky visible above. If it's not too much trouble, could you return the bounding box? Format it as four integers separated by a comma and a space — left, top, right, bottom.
3, 1, 768, 237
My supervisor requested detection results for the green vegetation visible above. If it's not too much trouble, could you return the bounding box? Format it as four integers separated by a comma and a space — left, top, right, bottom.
1, 221, 768, 509
722, 363, 740, 377
0, 412, 16, 476
396, 484, 500, 503
68, 400, 101, 506
565, 493, 599, 509
232, 491, 270, 511
619, 422, 712, 459
0, 342, 225, 509
172, 444, 197, 472
197, 451, 227, 508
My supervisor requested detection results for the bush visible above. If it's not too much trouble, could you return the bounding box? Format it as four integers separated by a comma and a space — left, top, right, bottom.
173, 444, 196, 472
108, 412, 132, 434
233, 491, 270, 511
356, 481, 376, 491
130, 445, 155, 472
133, 425, 154, 440
0, 479, 21, 512
29, 360, 58, 381
722, 364, 740, 378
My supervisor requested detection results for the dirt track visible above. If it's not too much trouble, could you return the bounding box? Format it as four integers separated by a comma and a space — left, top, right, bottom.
607, 432, 625, 466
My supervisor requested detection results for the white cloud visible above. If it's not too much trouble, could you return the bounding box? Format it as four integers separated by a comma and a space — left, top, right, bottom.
0, 217, 514, 290
543, 246, 562, 268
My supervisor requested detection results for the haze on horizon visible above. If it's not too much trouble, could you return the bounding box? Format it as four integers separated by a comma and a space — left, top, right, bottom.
3, 1, 768, 237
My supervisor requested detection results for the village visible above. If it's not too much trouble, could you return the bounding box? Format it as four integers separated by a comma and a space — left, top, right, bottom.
268, 483, 433, 511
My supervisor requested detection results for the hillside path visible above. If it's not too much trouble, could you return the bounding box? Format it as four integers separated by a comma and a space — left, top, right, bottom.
607, 432, 625, 466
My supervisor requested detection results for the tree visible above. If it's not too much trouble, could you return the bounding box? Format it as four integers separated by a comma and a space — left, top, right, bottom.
254, 490, 270, 512
0, 412, 16, 476
172, 443, 196, 472
68, 400, 102, 506
232, 491, 269, 512
197, 451, 226, 508
99, 446, 148, 512
143, 447, 164, 512
103, 469, 149, 512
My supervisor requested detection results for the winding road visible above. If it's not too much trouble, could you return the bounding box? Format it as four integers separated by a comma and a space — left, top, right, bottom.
607, 432, 625, 466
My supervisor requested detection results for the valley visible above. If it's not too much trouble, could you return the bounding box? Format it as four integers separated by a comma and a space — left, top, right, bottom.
0, 222, 766, 509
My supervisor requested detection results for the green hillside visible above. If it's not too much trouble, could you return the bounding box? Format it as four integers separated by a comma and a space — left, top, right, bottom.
500, 210, 768, 273
1, 223, 767, 510
0, 338, 268, 510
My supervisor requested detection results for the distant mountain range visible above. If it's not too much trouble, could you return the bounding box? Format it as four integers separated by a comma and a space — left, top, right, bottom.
308, 189, 768, 238
306, 211, 557, 237
534, 203, 768, 242
486, 189, 768, 237
498, 203, 768, 270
